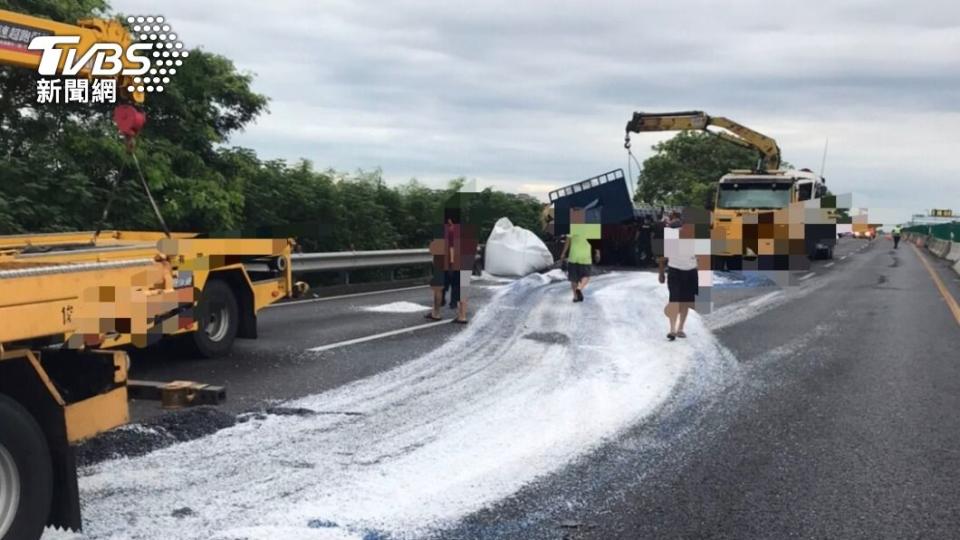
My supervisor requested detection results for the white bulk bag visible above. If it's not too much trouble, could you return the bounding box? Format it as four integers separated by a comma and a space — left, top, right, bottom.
484, 217, 554, 277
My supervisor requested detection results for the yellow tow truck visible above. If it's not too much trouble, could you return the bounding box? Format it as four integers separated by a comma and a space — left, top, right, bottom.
0, 8, 304, 539
625, 110, 837, 270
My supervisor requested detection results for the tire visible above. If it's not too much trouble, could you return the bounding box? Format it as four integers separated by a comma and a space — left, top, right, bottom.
190, 279, 239, 358
0, 394, 53, 540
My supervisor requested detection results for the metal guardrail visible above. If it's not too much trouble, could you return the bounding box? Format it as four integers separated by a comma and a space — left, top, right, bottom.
244, 248, 431, 274
291, 249, 431, 273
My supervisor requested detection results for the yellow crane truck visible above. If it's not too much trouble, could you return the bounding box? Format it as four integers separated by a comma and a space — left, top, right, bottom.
625, 110, 836, 271
0, 9, 303, 539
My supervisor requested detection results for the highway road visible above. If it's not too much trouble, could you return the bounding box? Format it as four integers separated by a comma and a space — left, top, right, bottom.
44, 237, 960, 540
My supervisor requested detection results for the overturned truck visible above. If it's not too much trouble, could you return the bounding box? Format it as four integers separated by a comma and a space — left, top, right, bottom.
544, 169, 660, 267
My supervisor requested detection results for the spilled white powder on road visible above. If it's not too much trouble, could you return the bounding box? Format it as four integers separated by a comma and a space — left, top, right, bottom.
44, 271, 728, 540
360, 301, 430, 314
705, 267, 841, 331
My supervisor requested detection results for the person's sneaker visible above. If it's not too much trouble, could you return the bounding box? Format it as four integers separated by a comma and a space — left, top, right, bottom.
575, 289, 584, 302
667, 333, 676, 341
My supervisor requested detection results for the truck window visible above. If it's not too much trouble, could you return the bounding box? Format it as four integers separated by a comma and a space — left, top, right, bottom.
717, 183, 792, 209
797, 183, 812, 201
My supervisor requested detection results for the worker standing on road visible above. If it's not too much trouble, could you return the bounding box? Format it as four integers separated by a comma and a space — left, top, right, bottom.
427, 199, 475, 323
427, 225, 449, 321
446, 200, 478, 324
445, 211, 464, 319
657, 211, 703, 341
892, 225, 902, 249
441, 215, 458, 309
559, 207, 601, 302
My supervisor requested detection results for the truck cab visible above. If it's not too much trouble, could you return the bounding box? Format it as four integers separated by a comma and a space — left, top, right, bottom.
712, 169, 833, 270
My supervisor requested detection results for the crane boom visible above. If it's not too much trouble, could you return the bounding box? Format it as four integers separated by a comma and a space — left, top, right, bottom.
625, 110, 781, 171
0, 8, 143, 102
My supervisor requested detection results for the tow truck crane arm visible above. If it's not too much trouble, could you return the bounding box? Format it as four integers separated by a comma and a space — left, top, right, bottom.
0, 8, 144, 103
625, 110, 782, 171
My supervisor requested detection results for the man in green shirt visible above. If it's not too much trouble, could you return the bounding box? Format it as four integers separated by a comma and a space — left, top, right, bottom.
559, 207, 601, 302
892, 225, 902, 249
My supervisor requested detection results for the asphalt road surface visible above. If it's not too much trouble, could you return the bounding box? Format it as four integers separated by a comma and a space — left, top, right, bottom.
44, 237, 960, 540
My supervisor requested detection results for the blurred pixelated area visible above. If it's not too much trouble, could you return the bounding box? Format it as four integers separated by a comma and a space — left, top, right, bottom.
68, 284, 196, 349
66, 260, 197, 350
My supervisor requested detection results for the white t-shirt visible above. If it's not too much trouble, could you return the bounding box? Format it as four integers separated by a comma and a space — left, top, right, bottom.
663, 227, 699, 271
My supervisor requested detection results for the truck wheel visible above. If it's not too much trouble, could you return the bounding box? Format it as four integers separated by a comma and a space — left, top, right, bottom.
0, 394, 52, 540
191, 279, 239, 358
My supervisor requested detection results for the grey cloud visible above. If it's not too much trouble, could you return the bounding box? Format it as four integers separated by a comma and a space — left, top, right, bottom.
111, 0, 960, 221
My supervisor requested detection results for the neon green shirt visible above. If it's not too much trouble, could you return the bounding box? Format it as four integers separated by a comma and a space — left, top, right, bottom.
569, 223, 601, 264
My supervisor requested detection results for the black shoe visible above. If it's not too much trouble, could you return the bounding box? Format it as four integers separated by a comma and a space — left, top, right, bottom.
667, 333, 676, 341
575, 289, 584, 302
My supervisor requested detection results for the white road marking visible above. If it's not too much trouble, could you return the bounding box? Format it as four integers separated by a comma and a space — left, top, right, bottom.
267, 285, 429, 308
362, 301, 431, 314
799, 272, 816, 281
307, 320, 451, 352
825, 262, 835, 268
840, 255, 848, 260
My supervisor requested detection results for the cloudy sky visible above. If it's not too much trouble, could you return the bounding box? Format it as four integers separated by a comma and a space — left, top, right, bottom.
111, 0, 960, 225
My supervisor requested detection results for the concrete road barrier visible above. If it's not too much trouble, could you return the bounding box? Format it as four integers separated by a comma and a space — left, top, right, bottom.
946, 243, 960, 262
937, 239, 952, 258
928, 238, 949, 258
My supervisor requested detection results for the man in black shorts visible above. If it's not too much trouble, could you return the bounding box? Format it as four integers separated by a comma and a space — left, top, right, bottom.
658, 215, 700, 341
559, 207, 601, 302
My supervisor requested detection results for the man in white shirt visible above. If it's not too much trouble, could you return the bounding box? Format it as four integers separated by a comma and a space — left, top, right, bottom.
658, 215, 707, 341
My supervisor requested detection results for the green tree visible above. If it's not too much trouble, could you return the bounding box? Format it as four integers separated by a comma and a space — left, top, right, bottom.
0, 0, 267, 234
633, 131, 763, 208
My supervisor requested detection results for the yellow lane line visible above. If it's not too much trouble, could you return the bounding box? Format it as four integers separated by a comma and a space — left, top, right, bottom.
911, 243, 960, 329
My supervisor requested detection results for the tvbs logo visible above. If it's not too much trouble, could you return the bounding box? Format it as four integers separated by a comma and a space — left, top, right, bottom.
29, 36, 151, 76
28, 15, 185, 104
